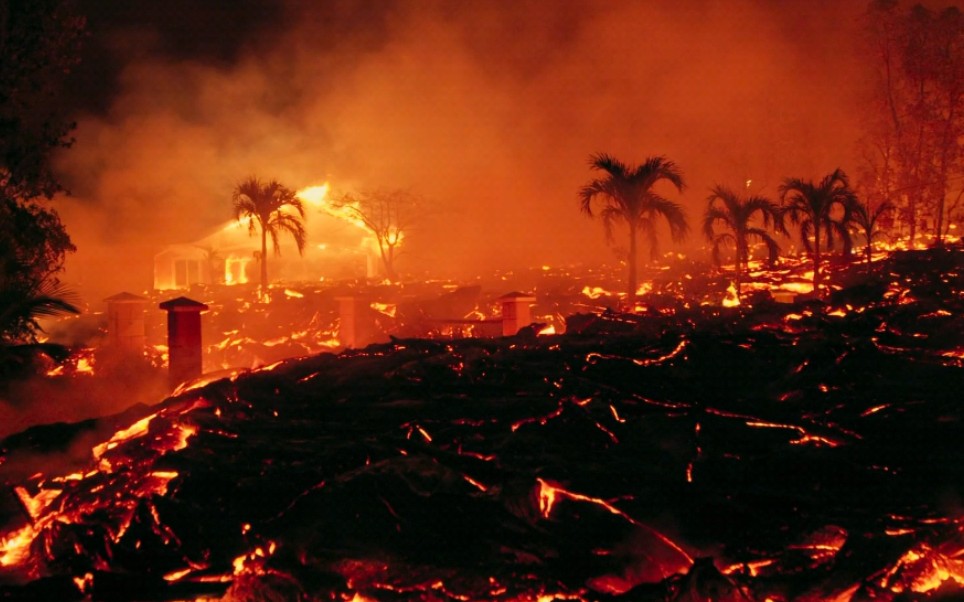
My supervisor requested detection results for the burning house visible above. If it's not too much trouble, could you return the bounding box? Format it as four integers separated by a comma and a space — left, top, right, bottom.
153, 188, 379, 290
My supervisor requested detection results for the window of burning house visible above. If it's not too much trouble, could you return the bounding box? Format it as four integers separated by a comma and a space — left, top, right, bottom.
174, 259, 202, 288
224, 256, 251, 284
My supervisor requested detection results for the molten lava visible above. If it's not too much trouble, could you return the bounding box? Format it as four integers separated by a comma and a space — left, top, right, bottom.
1, 248, 961, 600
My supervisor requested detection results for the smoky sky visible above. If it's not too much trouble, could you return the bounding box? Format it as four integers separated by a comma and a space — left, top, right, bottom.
53, 0, 913, 301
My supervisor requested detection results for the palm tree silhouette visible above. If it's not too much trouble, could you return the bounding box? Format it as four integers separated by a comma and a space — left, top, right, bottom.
850, 199, 894, 263
779, 169, 857, 296
0, 281, 79, 377
702, 185, 782, 297
232, 177, 306, 295
579, 153, 688, 305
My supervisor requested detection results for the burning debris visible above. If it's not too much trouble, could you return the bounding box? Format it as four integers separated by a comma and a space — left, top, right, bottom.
0, 249, 962, 601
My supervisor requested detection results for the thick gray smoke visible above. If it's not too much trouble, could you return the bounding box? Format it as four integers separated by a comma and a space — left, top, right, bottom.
55, 0, 871, 303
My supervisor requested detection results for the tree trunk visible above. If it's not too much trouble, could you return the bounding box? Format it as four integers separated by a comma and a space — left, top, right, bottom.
812, 224, 822, 296
260, 227, 268, 296
627, 223, 638, 308
380, 240, 397, 281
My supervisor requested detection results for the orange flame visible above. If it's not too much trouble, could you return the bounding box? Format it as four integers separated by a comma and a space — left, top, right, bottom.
722, 282, 740, 308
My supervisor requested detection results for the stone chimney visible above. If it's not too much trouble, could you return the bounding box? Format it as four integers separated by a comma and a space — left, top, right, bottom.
159, 296, 208, 388
104, 292, 148, 353
499, 292, 536, 336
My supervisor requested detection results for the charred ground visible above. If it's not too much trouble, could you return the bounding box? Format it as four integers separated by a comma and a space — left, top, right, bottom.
1, 249, 963, 601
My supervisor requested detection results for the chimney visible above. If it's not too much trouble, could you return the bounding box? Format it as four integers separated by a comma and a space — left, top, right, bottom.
335, 296, 357, 348
104, 292, 148, 353
499, 292, 536, 336
159, 296, 208, 388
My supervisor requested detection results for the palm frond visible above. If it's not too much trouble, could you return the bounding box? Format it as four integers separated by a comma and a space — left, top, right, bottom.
0, 282, 80, 344
710, 233, 736, 267
746, 228, 781, 265
702, 205, 734, 241
648, 195, 689, 242
637, 156, 685, 193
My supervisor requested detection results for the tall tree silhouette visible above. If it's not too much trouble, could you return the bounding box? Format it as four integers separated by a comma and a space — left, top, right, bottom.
232, 177, 306, 295
702, 185, 782, 297
579, 153, 688, 305
850, 199, 894, 263
1, 0, 85, 339
779, 169, 857, 296
333, 188, 420, 282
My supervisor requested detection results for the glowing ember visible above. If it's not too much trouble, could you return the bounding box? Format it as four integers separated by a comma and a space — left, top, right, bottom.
0, 524, 37, 568
535, 478, 693, 566
878, 544, 964, 594
1, 248, 960, 600
581, 285, 616, 299
722, 282, 740, 307
92, 414, 156, 460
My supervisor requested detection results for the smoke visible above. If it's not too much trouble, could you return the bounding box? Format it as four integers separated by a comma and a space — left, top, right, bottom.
54, 0, 871, 303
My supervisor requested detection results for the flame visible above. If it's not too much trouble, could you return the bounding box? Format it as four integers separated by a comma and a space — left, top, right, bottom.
722, 282, 740, 307
232, 541, 278, 576
76, 356, 95, 374
92, 414, 156, 460
370, 301, 397, 317
14, 486, 61, 521
46, 349, 96, 377
296, 183, 330, 206
296, 183, 392, 257
0, 524, 38, 568
581, 285, 615, 299
879, 544, 964, 593
224, 256, 251, 285
163, 567, 193, 581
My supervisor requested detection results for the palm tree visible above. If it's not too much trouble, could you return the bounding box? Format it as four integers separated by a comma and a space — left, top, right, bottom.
0, 281, 79, 378
850, 199, 894, 263
579, 153, 689, 305
702, 185, 782, 296
232, 177, 306, 295
779, 169, 857, 296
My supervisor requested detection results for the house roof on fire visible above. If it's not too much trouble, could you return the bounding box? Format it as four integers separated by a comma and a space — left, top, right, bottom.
156, 208, 373, 259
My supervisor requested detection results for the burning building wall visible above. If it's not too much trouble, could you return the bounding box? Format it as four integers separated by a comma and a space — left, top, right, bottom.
151, 196, 376, 291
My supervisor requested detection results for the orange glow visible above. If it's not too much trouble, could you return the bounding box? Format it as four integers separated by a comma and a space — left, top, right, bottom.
0, 524, 37, 568
232, 541, 278, 575
163, 567, 193, 581
535, 478, 693, 565
14, 486, 61, 521
745, 420, 841, 448
722, 282, 740, 307
631, 339, 688, 367
879, 544, 964, 593
581, 285, 616, 299
46, 349, 97, 377
92, 413, 156, 460
296, 183, 330, 206
76, 356, 95, 374
462, 475, 489, 492
370, 301, 397, 317
722, 558, 777, 577
298, 185, 373, 235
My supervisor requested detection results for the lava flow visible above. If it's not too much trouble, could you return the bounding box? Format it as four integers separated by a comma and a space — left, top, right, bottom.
1, 249, 963, 601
